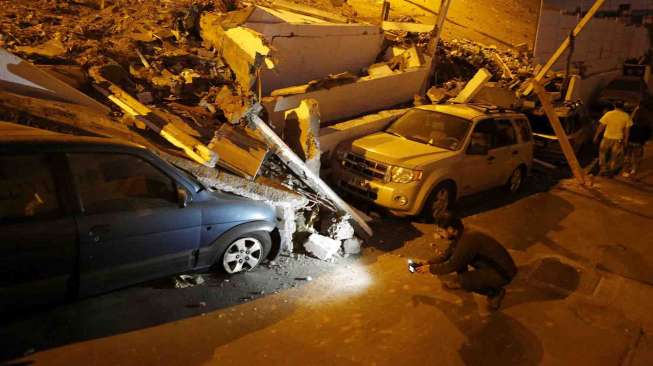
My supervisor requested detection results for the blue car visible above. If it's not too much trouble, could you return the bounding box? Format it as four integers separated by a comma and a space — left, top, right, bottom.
0, 123, 279, 310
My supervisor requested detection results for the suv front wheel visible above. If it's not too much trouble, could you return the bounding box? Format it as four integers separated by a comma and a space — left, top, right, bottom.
506, 166, 525, 193
424, 182, 454, 221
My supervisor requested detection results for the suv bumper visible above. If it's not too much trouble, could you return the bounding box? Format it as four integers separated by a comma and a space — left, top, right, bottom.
331, 162, 423, 215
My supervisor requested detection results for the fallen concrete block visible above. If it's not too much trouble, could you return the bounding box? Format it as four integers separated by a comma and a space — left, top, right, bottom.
328, 215, 355, 241
426, 87, 449, 104
208, 123, 269, 179
367, 63, 395, 78
451, 68, 492, 104
304, 233, 341, 260
283, 99, 321, 175
263, 64, 429, 126
343, 237, 362, 255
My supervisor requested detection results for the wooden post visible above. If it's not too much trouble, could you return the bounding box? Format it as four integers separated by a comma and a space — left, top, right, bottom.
246, 105, 374, 238
532, 81, 586, 185
522, 0, 605, 96
423, 0, 452, 93
380, 1, 390, 21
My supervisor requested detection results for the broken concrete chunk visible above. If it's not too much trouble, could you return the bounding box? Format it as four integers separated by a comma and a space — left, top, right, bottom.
174, 274, 205, 288
451, 68, 492, 104
328, 215, 355, 241
426, 87, 449, 104
283, 99, 321, 175
14, 33, 67, 58
343, 237, 362, 255
304, 233, 341, 261
367, 63, 395, 78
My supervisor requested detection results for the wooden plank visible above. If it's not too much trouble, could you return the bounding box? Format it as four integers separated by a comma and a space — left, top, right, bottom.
532, 80, 586, 185
382, 21, 435, 33
523, 0, 606, 96
270, 0, 349, 23
451, 68, 492, 103
246, 105, 374, 238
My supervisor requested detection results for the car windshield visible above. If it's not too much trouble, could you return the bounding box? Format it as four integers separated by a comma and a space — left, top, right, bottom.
385, 109, 472, 151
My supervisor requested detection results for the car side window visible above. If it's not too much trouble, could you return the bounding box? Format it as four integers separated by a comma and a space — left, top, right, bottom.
514, 118, 533, 142
0, 154, 61, 221
495, 119, 518, 147
68, 153, 177, 214
468, 119, 497, 152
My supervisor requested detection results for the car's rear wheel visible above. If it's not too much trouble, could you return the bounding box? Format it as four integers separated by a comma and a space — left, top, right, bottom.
506, 166, 525, 193
424, 182, 454, 221
219, 231, 271, 274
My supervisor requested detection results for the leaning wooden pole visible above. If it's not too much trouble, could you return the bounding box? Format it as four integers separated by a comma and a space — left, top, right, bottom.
245, 105, 373, 238
532, 81, 586, 185
522, 0, 605, 96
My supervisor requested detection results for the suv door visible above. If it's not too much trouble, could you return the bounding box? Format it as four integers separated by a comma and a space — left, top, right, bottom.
460, 119, 499, 195
0, 153, 76, 310
492, 118, 521, 186
67, 152, 202, 296
514, 117, 534, 165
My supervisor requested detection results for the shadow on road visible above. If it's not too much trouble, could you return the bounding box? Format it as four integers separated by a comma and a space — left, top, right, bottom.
412, 293, 544, 366
0, 265, 309, 363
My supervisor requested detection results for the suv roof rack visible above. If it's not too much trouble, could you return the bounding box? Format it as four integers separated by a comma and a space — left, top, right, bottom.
447, 101, 514, 115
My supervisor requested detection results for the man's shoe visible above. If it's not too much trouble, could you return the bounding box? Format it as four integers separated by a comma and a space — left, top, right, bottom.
442, 276, 462, 290
487, 288, 506, 311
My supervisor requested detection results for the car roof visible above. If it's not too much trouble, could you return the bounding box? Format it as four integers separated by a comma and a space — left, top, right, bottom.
0, 121, 145, 149
415, 103, 518, 120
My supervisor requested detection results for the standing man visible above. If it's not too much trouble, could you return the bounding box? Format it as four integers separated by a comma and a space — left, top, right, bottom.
594, 101, 633, 176
414, 212, 517, 310
623, 106, 651, 178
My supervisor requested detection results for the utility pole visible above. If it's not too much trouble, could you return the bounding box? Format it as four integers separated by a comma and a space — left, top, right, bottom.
522, 0, 605, 96
532, 80, 586, 185
423, 0, 452, 93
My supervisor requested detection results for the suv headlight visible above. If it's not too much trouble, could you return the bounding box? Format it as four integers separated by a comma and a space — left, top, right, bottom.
389, 166, 423, 184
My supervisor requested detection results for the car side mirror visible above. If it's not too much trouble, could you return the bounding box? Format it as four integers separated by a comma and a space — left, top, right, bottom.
177, 187, 189, 208
467, 143, 488, 155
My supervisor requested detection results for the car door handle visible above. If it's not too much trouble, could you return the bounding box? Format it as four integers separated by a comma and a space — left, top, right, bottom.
89, 224, 111, 242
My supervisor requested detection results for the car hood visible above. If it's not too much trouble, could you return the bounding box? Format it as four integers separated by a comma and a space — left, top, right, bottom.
349, 132, 456, 168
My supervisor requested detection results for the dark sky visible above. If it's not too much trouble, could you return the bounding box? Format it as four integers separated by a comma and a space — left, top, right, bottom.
545, 0, 653, 10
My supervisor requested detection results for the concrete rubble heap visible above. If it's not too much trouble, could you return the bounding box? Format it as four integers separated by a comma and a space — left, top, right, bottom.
0, 0, 596, 260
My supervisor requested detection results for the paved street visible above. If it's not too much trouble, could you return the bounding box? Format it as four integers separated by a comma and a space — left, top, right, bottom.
2, 145, 652, 366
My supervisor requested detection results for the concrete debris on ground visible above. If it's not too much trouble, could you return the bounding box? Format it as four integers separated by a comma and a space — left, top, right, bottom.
304, 233, 341, 261
174, 274, 205, 289
342, 237, 362, 255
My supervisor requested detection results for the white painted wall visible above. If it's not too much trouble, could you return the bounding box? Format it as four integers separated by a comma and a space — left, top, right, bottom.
534, 8, 650, 75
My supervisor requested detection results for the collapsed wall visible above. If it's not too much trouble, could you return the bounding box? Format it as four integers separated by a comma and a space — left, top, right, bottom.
534, 5, 650, 104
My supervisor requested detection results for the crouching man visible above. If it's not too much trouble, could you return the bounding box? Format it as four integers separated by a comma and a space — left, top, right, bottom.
414, 213, 517, 310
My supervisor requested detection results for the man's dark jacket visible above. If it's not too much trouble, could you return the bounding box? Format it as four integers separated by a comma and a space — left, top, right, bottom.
427, 230, 517, 280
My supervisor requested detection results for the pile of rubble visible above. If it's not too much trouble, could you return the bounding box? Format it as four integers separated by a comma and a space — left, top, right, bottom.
1, 0, 574, 261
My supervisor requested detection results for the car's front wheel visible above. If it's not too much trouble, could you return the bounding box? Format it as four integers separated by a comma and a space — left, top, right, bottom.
219, 231, 271, 274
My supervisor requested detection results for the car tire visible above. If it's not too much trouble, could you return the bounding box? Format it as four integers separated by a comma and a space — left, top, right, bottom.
506, 166, 525, 194
217, 231, 272, 274
424, 182, 455, 222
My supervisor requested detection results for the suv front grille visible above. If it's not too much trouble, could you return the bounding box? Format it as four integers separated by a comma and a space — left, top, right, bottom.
341, 152, 388, 181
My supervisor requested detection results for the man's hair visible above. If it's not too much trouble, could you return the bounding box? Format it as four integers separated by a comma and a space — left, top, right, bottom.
614, 101, 625, 110
435, 211, 465, 237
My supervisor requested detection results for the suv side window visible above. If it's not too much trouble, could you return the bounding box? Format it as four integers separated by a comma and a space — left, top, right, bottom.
468, 119, 497, 152
514, 118, 533, 142
68, 153, 177, 214
0, 154, 61, 221
495, 119, 518, 147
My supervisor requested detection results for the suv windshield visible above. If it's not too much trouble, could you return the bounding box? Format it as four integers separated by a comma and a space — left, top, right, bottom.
386, 109, 472, 150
